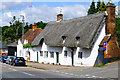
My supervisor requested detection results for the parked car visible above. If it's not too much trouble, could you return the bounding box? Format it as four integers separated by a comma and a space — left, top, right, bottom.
9, 56, 16, 65
0, 55, 2, 61
6, 56, 16, 64
11, 57, 26, 66
1, 56, 8, 63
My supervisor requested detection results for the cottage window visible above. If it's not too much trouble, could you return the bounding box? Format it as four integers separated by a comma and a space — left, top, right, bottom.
78, 52, 82, 59
44, 51, 48, 58
64, 51, 67, 57
40, 51, 43, 56
50, 52, 54, 58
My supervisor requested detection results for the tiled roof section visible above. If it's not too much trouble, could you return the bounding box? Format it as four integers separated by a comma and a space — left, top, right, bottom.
99, 35, 111, 47
21, 28, 42, 44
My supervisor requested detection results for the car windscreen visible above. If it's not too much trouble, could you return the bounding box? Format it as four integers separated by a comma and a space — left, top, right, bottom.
16, 57, 25, 60
3, 56, 8, 59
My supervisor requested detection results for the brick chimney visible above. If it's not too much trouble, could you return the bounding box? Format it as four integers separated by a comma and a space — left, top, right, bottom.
104, 1, 120, 58
106, 2, 116, 36
32, 23, 37, 29
57, 14, 63, 21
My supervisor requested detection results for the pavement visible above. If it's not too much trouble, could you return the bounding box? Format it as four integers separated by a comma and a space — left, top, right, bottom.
26, 62, 90, 72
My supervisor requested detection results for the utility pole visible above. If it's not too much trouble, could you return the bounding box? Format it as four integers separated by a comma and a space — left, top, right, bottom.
20, 15, 24, 44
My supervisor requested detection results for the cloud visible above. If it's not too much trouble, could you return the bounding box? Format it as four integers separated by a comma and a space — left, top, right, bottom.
0, 4, 89, 26
0, 2, 32, 12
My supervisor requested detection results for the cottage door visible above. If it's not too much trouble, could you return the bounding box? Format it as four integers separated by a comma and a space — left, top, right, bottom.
56, 52, 59, 64
37, 52, 38, 62
71, 52, 74, 66
28, 52, 30, 60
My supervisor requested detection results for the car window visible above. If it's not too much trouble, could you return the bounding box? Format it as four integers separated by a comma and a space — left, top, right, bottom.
16, 57, 25, 60
4, 56, 8, 58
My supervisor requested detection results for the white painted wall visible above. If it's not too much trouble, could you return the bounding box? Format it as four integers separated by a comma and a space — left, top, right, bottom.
17, 39, 39, 62
74, 23, 106, 66
59, 47, 72, 65
17, 39, 24, 57
39, 42, 62, 64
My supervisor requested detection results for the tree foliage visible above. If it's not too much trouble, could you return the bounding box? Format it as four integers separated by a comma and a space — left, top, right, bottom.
2, 16, 47, 43
36, 21, 47, 29
98, 1, 106, 12
88, 1, 96, 15
96, 0, 101, 12
88, 0, 106, 15
116, 17, 120, 43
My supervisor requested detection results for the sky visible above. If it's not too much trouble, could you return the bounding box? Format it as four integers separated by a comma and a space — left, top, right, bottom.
0, 0, 120, 26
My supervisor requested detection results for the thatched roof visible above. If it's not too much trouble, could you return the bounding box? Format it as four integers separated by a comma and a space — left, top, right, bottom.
32, 12, 106, 48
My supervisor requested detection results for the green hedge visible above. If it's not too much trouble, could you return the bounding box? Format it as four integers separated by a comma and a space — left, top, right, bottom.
23, 43, 35, 48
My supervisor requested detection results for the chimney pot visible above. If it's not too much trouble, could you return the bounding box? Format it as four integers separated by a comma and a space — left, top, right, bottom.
57, 14, 63, 21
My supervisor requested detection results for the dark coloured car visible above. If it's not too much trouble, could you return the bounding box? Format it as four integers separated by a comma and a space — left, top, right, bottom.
0, 55, 2, 61
9, 56, 16, 65
11, 57, 26, 66
6, 56, 16, 64
1, 56, 8, 63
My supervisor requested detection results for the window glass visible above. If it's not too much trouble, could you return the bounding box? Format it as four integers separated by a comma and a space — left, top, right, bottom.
44, 51, 48, 58
64, 51, 67, 57
78, 52, 82, 59
50, 52, 54, 58
40, 51, 43, 56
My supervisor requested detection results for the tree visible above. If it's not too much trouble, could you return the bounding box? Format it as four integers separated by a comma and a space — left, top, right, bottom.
98, 1, 106, 12
2, 16, 26, 43
36, 21, 47, 29
96, 0, 101, 12
88, 0, 96, 15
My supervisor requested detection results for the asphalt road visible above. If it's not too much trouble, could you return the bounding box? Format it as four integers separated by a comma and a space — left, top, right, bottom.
1, 62, 71, 78
1, 61, 120, 80
53, 62, 119, 79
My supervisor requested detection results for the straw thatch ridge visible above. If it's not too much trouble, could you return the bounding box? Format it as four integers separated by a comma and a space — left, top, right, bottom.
32, 12, 106, 48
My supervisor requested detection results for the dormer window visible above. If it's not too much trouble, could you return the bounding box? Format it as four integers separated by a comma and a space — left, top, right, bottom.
62, 36, 66, 40
62, 36, 66, 44
76, 37, 80, 41
76, 37, 80, 44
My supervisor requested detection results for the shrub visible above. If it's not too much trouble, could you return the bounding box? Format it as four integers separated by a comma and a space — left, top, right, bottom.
23, 43, 35, 48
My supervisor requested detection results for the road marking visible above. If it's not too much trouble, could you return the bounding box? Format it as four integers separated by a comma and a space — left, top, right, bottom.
69, 74, 73, 75
85, 74, 90, 76
92, 75, 97, 78
22, 72, 35, 76
12, 69, 17, 71
64, 73, 68, 74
